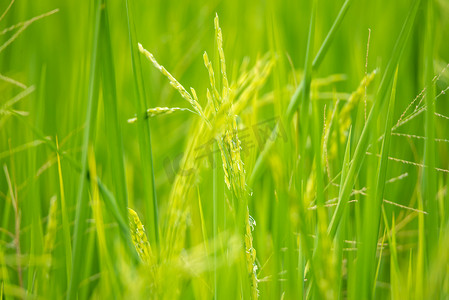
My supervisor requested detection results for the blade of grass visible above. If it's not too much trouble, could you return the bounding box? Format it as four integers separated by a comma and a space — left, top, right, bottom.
423, 0, 437, 255
357, 67, 398, 299
125, 0, 159, 245
67, 0, 101, 298
296, 0, 316, 151
372, 230, 387, 298
100, 0, 128, 219
415, 189, 426, 298
212, 140, 222, 298
56, 137, 72, 283
26, 67, 46, 295
87, 147, 121, 297
332, 127, 352, 298
426, 222, 449, 298
285, 1, 319, 297
294, 1, 320, 297
381, 212, 402, 299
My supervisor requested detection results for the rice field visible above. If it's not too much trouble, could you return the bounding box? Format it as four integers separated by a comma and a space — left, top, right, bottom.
1, 0, 449, 299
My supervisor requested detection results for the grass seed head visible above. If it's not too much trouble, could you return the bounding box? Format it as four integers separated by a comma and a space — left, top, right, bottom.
127, 107, 192, 123
128, 208, 154, 265
138, 43, 208, 123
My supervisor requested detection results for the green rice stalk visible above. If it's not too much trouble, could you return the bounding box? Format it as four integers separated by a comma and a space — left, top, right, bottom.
128, 208, 154, 265
100, 1, 129, 218
138, 43, 209, 124
55, 137, 72, 282
127, 107, 193, 123
423, 0, 438, 254
87, 147, 121, 297
151, 14, 271, 298
67, 1, 101, 298
356, 67, 398, 299
125, 0, 159, 245
214, 14, 230, 99
203, 52, 221, 107
0, 73, 27, 89
0, 9, 59, 54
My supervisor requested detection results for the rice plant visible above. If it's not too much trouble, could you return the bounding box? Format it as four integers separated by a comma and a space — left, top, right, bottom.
1, 0, 449, 299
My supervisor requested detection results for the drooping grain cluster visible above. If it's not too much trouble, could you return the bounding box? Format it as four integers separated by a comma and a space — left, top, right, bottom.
127, 107, 192, 123
137, 14, 273, 298
128, 208, 154, 265
138, 43, 208, 123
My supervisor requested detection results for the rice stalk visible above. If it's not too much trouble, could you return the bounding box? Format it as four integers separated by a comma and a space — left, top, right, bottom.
245, 208, 258, 299
128, 208, 154, 265
127, 107, 193, 123
137, 43, 209, 124
214, 14, 229, 99
67, 1, 102, 298
137, 14, 272, 298
55, 137, 72, 282
203, 52, 221, 108
125, 0, 159, 245
0, 73, 27, 89
0, 0, 15, 23
87, 147, 120, 297
0, 8, 59, 54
